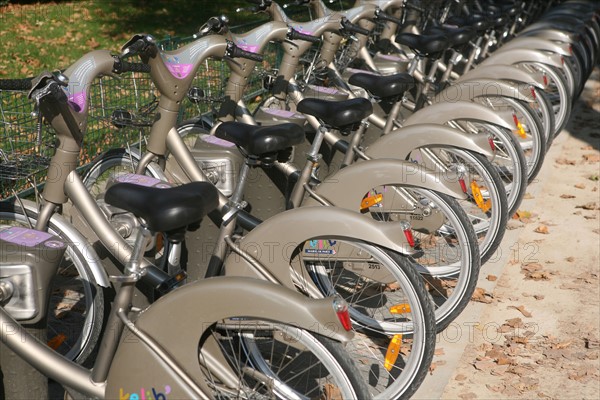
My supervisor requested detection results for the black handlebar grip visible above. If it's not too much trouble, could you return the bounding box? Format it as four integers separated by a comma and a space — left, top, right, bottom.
342, 19, 371, 36
231, 46, 264, 62
0, 78, 33, 91
288, 29, 321, 43
377, 11, 403, 24
120, 61, 152, 73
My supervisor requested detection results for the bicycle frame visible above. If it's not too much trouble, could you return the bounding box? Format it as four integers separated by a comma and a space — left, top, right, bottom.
1, 232, 352, 398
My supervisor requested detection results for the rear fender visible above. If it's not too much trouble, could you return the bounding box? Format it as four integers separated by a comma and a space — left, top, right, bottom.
404, 101, 514, 129
307, 158, 466, 202
456, 64, 545, 88
12, 199, 110, 288
105, 277, 352, 399
495, 37, 571, 56
480, 48, 564, 70
433, 79, 535, 103
223, 207, 414, 288
519, 28, 576, 43
368, 123, 495, 160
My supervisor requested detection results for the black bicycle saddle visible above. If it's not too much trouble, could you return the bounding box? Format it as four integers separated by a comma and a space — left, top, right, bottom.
104, 182, 219, 233
215, 122, 305, 158
348, 72, 415, 100
297, 97, 373, 131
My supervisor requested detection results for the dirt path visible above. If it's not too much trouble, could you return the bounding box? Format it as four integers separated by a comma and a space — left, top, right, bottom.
415, 68, 600, 399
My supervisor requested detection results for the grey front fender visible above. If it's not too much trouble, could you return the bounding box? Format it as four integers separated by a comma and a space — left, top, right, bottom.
495, 37, 571, 56
433, 79, 535, 103
223, 206, 413, 289
404, 101, 514, 130
480, 48, 564, 70
368, 123, 495, 160
307, 158, 466, 202
106, 277, 352, 399
456, 64, 545, 88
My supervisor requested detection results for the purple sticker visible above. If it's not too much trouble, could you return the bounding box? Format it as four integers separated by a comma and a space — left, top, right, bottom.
165, 63, 194, 79
0, 227, 54, 247
346, 68, 378, 76
291, 25, 313, 36
263, 109, 302, 118
201, 135, 236, 147
115, 173, 171, 188
44, 240, 66, 249
310, 86, 340, 95
68, 91, 87, 113
377, 54, 402, 62
237, 44, 259, 53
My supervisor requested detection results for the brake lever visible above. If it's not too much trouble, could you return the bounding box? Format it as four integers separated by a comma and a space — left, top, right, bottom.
120, 34, 156, 58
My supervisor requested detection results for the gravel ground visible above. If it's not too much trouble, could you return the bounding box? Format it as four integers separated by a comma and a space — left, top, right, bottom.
416, 67, 600, 399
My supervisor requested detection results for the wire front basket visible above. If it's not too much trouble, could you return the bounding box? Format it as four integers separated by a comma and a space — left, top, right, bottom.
0, 89, 54, 198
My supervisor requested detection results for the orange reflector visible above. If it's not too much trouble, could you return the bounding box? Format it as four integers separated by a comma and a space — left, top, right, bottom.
47, 334, 67, 350
471, 181, 492, 213
384, 334, 403, 371
512, 114, 527, 139
360, 193, 383, 210
390, 303, 411, 314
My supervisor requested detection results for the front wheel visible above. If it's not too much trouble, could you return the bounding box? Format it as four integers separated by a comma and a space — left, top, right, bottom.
202, 320, 372, 399
298, 240, 436, 399
410, 147, 509, 264
0, 202, 104, 364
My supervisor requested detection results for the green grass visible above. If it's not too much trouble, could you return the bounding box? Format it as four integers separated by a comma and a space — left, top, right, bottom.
0, 0, 265, 78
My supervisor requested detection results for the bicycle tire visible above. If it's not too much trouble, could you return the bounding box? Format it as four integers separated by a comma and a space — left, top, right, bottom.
450, 120, 528, 217
476, 96, 547, 182
201, 321, 372, 399
0, 202, 104, 365
410, 147, 509, 264
298, 242, 436, 399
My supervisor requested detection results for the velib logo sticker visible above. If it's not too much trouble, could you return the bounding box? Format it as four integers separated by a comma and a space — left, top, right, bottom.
305, 239, 337, 254
119, 385, 171, 399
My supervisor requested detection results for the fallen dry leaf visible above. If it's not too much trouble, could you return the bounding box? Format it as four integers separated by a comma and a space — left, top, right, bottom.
523, 193, 534, 199
576, 202, 599, 210
434, 348, 445, 356
455, 374, 467, 381
566, 256, 575, 262
534, 225, 549, 234
560, 194, 576, 198
556, 158, 577, 165
508, 305, 533, 318
322, 383, 342, 400
429, 362, 437, 375
553, 341, 572, 349
582, 153, 600, 162
496, 356, 514, 366
521, 263, 543, 272
533, 294, 545, 300
506, 317, 524, 328
474, 360, 496, 371
574, 183, 586, 189
471, 287, 494, 304
487, 274, 498, 281
458, 393, 477, 400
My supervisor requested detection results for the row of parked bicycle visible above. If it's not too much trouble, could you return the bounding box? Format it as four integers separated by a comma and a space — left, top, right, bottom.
0, 0, 598, 398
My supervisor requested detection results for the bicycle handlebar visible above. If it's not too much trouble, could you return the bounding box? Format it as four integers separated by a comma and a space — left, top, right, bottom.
226, 42, 264, 62
341, 18, 371, 36
376, 10, 404, 24
288, 28, 321, 43
112, 58, 152, 74
0, 78, 34, 91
